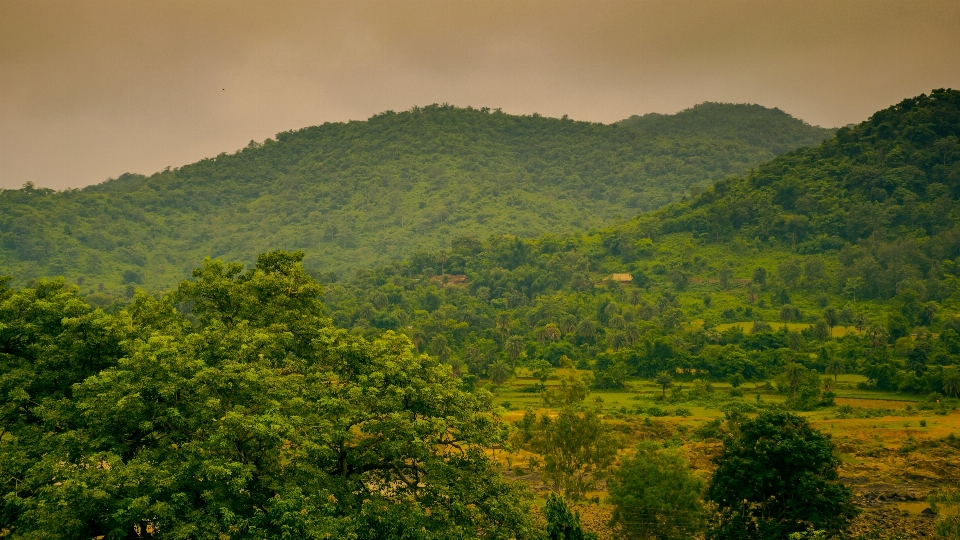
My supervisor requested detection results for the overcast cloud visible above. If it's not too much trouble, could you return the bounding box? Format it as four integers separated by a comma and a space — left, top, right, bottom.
2, 0, 959, 189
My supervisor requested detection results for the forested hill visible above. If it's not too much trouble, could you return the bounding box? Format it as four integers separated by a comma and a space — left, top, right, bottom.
313, 89, 960, 393
617, 102, 829, 155
0, 103, 831, 294
660, 89, 960, 259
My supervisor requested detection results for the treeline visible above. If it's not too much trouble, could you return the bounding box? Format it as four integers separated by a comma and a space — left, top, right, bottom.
0, 103, 832, 292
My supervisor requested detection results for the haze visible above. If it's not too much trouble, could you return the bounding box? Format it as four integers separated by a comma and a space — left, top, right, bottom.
1, 0, 959, 190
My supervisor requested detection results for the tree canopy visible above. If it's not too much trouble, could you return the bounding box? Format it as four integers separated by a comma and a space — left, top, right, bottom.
1, 252, 537, 539
0, 103, 832, 293
706, 411, 857, 539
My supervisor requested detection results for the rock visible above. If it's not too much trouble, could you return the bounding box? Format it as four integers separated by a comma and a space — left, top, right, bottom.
921, 507, 937, 515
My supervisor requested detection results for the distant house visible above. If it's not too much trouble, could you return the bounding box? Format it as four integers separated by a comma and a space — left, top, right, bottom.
607, 273, 633, 284
430, 274, 467, 286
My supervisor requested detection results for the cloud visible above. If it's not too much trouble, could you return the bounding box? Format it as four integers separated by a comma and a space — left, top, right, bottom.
1, 0, 958, 189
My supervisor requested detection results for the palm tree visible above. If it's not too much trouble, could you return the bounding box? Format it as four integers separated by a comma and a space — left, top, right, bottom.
431, 335, 451, 362
943, 368, 960, 398
533, 326, 548, 344
783, 363, 806, 397
576, 320, 598, 342
559, 315, 577, 335
779, 304, 796, 329
866, 325, 888, 349
449, 357, 465, 378
823, 308, 839, 337
811, 321, 830, 342
544, 323, 561, 341
411, 331, 426, 351
608, 314, 626, 329
854, 314, 868, 333
787, 331, 804, 351
495, 312, 511, 333
609, 332, 628, 352
604, 302, 621, 316
370, 291, 389, 310
624, 324, 641, 345
437, 250, 448, 275
825, 358, 845, 382
357, 302, 375, 321
489, 361, 512, 386
654, 372, 673, 399
505, 336, 525, 366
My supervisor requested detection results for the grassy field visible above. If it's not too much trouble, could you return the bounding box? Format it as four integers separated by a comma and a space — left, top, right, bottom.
491, 370, 960, 539
712, 321, 862, 337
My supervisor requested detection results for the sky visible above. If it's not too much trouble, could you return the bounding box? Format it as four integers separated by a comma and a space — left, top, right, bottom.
1, 0, 959, 190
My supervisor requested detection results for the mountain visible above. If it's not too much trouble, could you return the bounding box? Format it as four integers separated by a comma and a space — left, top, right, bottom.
313, 89, 960, 392
617, 101, 829, 155
0, 103, 832, 294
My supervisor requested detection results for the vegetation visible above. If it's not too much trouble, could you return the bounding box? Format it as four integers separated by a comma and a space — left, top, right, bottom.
607, 441, 706, 539
707, 411, 857, 539
3, 89, 960, 538
545, 494, 598, 540
0, 253, 537, 538
0, 103, 831, 293
301, 89, 960, 406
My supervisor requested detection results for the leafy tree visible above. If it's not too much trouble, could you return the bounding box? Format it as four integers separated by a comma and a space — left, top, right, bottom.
541, 375, 592, 409
783, 363, 806, 397
3, 253, 538, 539
825, 357, 845, 382
752, 266, 767, 286
707, 411, 857, 539
778, 259, 801, 288
530, 407, 619, 500
779, 304, 797, 328
545, 493, 598, 540
943, 367, 960, 398
608, 442, 706, 540
654, 371, 674, 399
844, 277, 865, 305
529, 359, 555, 386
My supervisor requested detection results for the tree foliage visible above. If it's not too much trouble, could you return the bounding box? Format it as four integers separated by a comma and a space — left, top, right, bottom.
706, 411, 857, 539
0, 104, 832, 292
1, 252, 537, 539
608, 442, 706, 540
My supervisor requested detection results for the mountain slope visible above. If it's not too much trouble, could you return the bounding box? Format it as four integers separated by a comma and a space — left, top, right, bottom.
0, 103, 832, 292
617, 101, 829, 155
313, 89, 960, 391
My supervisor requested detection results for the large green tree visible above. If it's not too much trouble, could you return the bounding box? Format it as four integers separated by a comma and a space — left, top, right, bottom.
2, 253, 537, 539
706, 411, 857, 539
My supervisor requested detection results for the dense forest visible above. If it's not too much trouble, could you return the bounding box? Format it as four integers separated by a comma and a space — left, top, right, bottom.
0, 103, 832, 295
316, 89, 960, 398
3, 90, 960, 538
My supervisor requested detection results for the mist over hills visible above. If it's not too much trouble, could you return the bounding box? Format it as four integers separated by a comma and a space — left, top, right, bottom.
0, 102, 832, 293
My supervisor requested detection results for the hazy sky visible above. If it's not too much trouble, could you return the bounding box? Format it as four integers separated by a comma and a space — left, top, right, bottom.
2, 0, 959, 190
